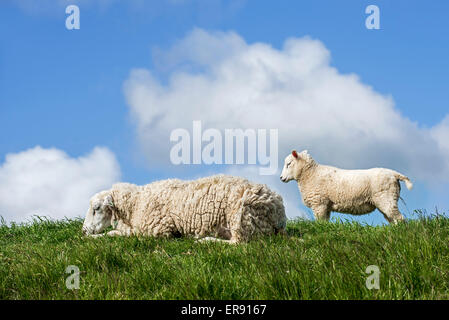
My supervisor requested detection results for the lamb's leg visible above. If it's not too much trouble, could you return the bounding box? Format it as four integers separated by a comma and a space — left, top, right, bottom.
378, 210, 393, 224
375, 198, 405, 224
380, 207, 404, 224
312, 205, 331, 221
392, 210, 405, 223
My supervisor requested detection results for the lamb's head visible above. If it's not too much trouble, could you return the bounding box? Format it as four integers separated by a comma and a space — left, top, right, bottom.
82, 191, 115, 236
280, 150, 313, 182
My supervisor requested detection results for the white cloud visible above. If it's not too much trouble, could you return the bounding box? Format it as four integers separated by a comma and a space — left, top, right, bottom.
0, 146, 121, 223
431, 115, 449, 154
124, 28, 449, 217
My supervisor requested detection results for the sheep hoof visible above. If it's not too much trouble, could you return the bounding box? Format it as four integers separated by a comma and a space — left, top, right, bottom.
88, 234, 105, 239
197, 236, 221, 242
106, 230, 122, 237
197, 236, 234, 244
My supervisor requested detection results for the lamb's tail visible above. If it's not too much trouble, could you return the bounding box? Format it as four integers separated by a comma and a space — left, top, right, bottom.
396, 173, 413, 190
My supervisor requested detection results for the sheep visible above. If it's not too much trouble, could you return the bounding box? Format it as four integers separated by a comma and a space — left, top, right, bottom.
82, 174, 287, 243
280, 150, 413, 224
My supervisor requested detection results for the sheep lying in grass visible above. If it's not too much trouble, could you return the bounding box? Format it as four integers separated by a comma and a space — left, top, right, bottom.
280, 150, 413, 224
82, 175, 286, 243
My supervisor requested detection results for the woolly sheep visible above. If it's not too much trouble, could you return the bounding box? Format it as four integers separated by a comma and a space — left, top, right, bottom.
280, 150, 413, 224
82, 174, 287, 243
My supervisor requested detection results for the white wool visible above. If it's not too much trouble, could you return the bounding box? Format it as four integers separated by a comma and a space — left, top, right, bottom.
82, 175, 286, 243
280, 150, 413, 224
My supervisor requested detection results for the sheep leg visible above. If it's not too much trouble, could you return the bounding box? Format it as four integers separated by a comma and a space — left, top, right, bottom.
393, 210, 406, 223
375, 199, 405, 224
88, 234, 105, 238
380, 207, 404, 224
87, 230, 123, 238
312, 205, 331, 221
106, 230, 123, 237
197, 236, 235, 244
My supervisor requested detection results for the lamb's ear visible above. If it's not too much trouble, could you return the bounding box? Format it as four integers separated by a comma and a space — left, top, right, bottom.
103, 194, 114, 208
292, 150, 299, 158
299, 150, 311, 161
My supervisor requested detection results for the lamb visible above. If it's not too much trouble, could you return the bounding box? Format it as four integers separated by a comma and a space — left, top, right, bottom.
280, 150, 413, 224
82, 174, 287, 243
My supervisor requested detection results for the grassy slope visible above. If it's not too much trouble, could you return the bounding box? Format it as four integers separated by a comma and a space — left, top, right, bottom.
0, 214, 448, 300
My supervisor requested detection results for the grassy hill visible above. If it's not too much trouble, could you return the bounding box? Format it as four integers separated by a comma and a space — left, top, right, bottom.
1, 212, 448, 300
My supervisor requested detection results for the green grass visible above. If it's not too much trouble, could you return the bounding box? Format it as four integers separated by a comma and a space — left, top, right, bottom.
1, 211, 448, 300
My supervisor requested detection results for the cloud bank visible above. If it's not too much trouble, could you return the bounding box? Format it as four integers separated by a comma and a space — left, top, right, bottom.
124, 29, 449, 218
124, 29, 449, 182
0, 146, 120, 223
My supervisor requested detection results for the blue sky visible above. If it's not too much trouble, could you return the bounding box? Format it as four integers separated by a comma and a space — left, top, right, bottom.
1, 0, 448, 224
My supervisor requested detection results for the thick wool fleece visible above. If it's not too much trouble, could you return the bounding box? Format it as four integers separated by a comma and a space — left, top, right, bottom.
101, 175, 286, 243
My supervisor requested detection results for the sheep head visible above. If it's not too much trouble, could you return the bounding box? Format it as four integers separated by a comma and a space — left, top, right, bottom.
280, 150, 313, 182
82, 191, 115, 236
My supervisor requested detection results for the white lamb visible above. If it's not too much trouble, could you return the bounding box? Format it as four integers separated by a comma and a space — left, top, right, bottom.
82, 174, 286, 243
280, 150, 413, 224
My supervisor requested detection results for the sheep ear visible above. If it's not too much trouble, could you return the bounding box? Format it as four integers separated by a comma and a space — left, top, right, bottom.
292, 150, 299, 158
299, 150, 311, 161
103, 194, 114, 208
299, 150, 309, 158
